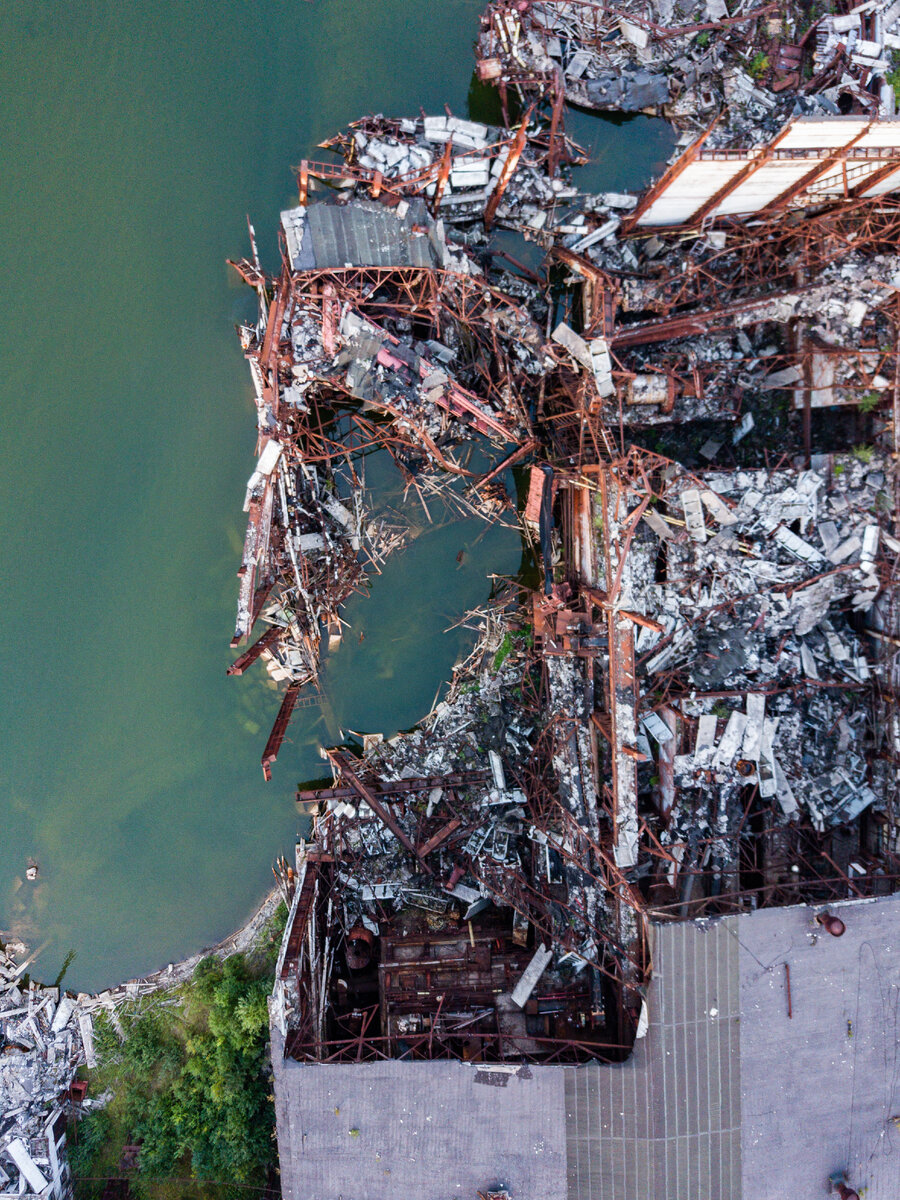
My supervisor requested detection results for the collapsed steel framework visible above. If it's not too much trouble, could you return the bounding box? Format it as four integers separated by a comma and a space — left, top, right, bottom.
241, 83, 900, 1066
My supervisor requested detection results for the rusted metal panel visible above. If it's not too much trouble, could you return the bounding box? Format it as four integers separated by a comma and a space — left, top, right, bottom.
483, 106, 533, 229
524, 463, 547, 526
227, 624, 280, 675
261, 681, 302, 781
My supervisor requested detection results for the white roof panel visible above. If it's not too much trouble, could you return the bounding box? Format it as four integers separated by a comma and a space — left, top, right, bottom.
714, 160, 815, 216
853, 121, 900, 148
861, 163, 900, 196
778, 116, 871, 149
638, 159, 746, 226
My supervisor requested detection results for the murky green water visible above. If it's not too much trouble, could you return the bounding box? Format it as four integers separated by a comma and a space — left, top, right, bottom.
0, 0, 673, 990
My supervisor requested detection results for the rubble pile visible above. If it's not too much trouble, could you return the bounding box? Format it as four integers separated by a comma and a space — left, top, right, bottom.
0, 944, 90, 1199
477, 0, 900, 136
227, 121, 589, 777
633, 454, 890, 835
583, 230, 900, 429
318, 112, 585, 221
274, 605, 637, 1063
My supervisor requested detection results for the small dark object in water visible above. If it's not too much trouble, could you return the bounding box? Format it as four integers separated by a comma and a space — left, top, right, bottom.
456, 549, 465, 564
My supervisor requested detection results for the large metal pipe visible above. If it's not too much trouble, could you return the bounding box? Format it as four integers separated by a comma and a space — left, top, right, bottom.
817, 911, 847, 937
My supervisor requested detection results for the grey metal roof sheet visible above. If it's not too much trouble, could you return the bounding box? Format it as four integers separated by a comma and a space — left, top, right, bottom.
564, 915, 742, 1200
272, 1047, 567, 1200
302, 199, 437, 270
738, 895, 900, 1200
272, 893, 900, 1200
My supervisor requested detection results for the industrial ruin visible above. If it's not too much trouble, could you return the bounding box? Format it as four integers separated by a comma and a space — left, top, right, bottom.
0, 943, 101, 1199
220, 2, 900, 1195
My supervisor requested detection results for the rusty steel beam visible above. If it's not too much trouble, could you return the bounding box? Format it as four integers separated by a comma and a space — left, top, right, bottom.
258, 264, 290, 372
484, 105, 534, 230
417, 818, 463, 858
296, 769, 491, 803
261, 681, 302, 781
431, 138, 453, 215
471, 437, 539, 492
548, 70, 565, 179
611, 288, 809, 348
227, 624, 281, 676
325, 750, 431, 872
849, 157, 900, 198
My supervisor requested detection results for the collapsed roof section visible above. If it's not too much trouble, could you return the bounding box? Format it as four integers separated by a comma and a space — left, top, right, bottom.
227, 127, 568, 777
271, 662, 647, 1063
295, 108, 584, 224
283, 198, 439, 271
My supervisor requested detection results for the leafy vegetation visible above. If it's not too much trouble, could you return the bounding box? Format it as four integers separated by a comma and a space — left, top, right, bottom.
491, 625, 534, 672
852, 444, 875, 464
748, 52, 770, 79
858, 390, 881, 414
492, 632, 515, 672
70, 912, 286, 1199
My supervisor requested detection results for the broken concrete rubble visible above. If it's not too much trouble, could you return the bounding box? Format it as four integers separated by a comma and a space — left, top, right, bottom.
478, 0, 900, 135
0, 943, 89, 1199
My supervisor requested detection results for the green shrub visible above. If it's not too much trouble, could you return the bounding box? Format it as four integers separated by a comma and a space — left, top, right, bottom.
492, 632, 514, 672
71, 953, 276, 1190
748, 52, 769, 79
858, 391, 881, 413
68, 1110, 112, 1177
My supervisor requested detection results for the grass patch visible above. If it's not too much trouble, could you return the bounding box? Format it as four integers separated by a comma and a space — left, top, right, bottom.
491, 625, 534, 672
748, 51, 769, 79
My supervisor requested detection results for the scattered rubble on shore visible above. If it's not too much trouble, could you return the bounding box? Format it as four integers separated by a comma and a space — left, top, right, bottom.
0, 943, 91, 1199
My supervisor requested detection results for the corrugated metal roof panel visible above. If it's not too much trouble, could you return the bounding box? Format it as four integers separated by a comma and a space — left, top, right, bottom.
862, 163, 900, 195
779, 115, 871, 148
303, 199, 438, 269
639, 160, 745, 226
715, 159, 816, 215
563, 916, 742, 1200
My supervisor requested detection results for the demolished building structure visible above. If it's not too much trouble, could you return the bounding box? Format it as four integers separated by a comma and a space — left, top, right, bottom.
219, 4, 900, 1195
273, 890, 900, 1200
0, 942, 101, 1200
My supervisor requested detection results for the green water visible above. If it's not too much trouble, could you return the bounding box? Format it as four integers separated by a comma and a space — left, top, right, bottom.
0, 0, 673, 991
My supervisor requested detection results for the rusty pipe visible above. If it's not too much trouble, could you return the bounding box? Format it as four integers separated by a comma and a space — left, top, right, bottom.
817, 912, 847, 937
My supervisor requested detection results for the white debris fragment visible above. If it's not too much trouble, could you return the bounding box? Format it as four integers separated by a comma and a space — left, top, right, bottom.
681, 488, 708, 542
